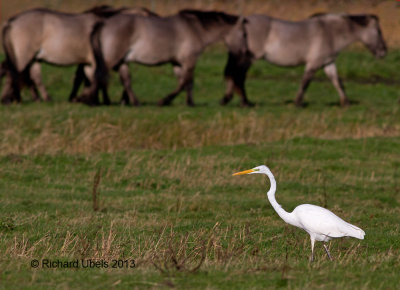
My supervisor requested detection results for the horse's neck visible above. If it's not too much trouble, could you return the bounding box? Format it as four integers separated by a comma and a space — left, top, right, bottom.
331, 21, 361, 52
199, 24, 234, 46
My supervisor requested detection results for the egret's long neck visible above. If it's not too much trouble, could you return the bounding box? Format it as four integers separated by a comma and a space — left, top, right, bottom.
265, 171, 297, 227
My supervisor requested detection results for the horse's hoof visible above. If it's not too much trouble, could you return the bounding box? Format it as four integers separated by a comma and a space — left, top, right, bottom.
220, 99, 229, 106
76, 98, 97, 106
1, 99, 12, 105
157, 99, 171, 106
1, 96, 17, 105
241, 101, 255, 108
340, 101, 350, 108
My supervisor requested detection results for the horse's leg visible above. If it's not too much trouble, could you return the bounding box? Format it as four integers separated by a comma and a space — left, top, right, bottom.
323, 63, 349, 107
21, 66, 40, 102
294, 67, 317, 107
69, 64, 86, 102
77, 62, 110, 106
233, 66, 252, 107
182, 66, 195, 107
222, 76, 235, 105
97, 68, 110, 106
157, 65, 193, 106
118, 63, 140, 106
0, 61, 6, 80
1, 69, 21, 104
27, 82, 40, 102
29, 62, 51, 102
76, 65, 100, 106
184, 77, 194, 107
221, 53, 237, 105
221, 52, 253, 107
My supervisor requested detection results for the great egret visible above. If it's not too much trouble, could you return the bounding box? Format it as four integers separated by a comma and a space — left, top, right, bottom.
233, 165, 365, 261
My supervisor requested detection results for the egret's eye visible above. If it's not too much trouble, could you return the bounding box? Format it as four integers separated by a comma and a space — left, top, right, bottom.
253, 168, 260, 171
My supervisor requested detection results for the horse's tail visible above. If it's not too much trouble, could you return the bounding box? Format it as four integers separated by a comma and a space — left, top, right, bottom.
2, 19, 17, 73
224, 16, 252, 79
90, 21, 108, 91
1, 18, 22, 103
0, 61, 6, 80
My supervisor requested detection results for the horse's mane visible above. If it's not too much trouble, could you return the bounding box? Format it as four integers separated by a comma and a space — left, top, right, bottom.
84, 5, 159, 18
83, 5, 127, 18
346, 14, 379, 26
179, 9, 238, 28
10, 8, 84, 20
121, 7, 159, 17
309, 12, 379, 26
309, 12, 328, 18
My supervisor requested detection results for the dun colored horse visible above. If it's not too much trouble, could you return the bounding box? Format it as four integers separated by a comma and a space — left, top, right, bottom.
221, 13, 387, 107
84, 9, 247, 106
0, 6, 155, 104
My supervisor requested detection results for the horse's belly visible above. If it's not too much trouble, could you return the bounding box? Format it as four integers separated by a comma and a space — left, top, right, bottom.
125, 41, 172, 65
37, 41, 89, 65
264, 53, 304, 67
36, 51, 86, 66
263, 44, 305, 67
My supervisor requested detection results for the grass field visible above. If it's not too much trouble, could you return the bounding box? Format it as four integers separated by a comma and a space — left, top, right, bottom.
0, 48, 399, 289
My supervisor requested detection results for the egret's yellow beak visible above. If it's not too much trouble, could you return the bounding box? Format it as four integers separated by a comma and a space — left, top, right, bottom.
232, 169, 255, 176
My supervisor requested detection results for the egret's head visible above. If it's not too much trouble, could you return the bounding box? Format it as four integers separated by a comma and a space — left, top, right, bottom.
233, 165, 271, 176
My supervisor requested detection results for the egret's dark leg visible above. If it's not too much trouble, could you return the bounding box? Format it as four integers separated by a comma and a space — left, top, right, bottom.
323, 244, 333, 261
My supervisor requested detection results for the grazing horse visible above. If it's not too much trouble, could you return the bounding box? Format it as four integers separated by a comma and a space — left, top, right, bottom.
86, 9, 247, 106
0, 6, 155, 105
221, 13, 387, 107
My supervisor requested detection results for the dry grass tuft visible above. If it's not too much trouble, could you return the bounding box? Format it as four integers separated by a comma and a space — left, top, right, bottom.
0, 108, 398, 156
92, 167, 102, 212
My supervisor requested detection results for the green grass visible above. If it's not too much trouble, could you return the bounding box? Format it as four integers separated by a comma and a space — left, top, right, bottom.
0, 48, 399, 289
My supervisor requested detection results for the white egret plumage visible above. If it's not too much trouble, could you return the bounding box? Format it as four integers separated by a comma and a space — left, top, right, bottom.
233, 165, 365, 261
